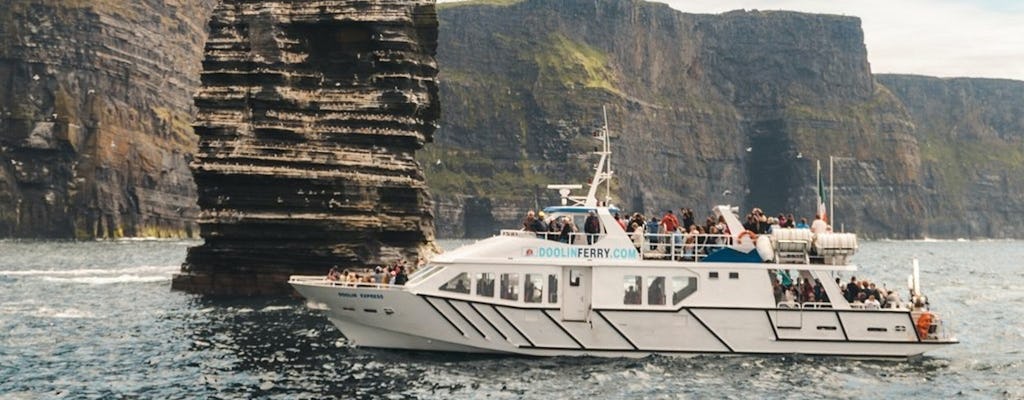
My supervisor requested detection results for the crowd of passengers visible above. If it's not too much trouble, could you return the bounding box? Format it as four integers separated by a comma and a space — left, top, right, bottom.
520, 206, 831, 254
326, 258, 425, 286
770, 271, 918, 310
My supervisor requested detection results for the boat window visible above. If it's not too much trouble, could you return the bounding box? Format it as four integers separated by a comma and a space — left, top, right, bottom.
647, 276, 666, 305
729, 272, 739, 279
709, 271, 719, 279
548, 274, 558, 303
439, 272, 470, 294
623, 275, 642, 305
500, 273, 520, 301
476, 272, 495, 297
672, 276, 698, 304
408, 265, 443, 283
525, 274, 544, 303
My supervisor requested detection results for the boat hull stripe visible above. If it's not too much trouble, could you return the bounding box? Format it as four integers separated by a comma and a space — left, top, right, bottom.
686, 309, 734, 352
542, 310, 584, 349
492, 305, 536, 347
421, 296, 466, 337
445, 299, 487, 339
469, 302, 508, 341
594, 310, 640, 350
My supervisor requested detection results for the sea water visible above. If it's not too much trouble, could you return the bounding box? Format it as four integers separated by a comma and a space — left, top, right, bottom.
1, 239, 1022, 399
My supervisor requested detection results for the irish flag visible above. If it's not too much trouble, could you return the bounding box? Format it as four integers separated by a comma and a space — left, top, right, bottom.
817, 161, 828, 222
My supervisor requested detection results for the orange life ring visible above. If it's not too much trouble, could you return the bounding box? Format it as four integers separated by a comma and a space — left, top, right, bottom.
916, 312, 934, 340
738, 230, 758, 242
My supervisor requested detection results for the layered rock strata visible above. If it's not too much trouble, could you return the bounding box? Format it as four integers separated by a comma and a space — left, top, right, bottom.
877, 74, 1024, 238
429, 0, 926, 238
0, 1, 214, 238
173, 0, 440, 295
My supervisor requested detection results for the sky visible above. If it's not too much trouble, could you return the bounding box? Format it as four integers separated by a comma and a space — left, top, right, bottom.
440, 0, 1024, 81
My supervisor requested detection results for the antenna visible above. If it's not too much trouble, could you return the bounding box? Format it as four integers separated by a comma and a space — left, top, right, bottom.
548, 106, 614, 208
603, 105, 611, 206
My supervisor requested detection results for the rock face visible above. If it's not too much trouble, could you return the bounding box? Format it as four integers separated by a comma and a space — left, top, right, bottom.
173, 0, 440, 295
0, 1, 214, 238
430, 0, 926, 238
877, 74, 1024, 238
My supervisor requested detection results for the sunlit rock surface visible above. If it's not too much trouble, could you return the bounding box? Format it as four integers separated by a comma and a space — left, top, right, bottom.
173, 0, 440, 295
0, 1, 214, 238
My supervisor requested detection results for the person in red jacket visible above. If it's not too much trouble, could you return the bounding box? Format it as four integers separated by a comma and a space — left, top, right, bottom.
660, 210, 679, 233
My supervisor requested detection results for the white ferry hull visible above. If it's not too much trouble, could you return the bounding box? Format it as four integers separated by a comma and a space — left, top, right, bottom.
293, 281, 954, 359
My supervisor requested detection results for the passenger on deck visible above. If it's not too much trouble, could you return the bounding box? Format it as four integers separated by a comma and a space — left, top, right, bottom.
811, 214, 830, 234
885, 290, 902, 308
671, 227, 685, 259
535, 211, 548, 234
629, 221, 644, 250
796, 218, 810, 229
661, 210, 680, 234
785, 214, 796, 228
814, 278, 827, 302
327, 266, 341, 281
845, 276, 860, 302
559, 216, 577, 243
394, 266, 408, 285
864, 295, 881, 310
645, 217, 660, 249
681, 208, 695, 232
614, 213, 627, 230
546, 215, 562, 241
584, 211, 601, 244
752, 208, 769, 234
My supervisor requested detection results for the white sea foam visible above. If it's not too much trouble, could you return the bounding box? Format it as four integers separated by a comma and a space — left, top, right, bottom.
27, 306, 97, 319
0, 265, 178, 277
41, 274, 171, 285
260, 305, 294, 312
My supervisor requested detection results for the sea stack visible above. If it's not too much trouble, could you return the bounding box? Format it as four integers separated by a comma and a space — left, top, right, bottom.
173, 1, 440, 296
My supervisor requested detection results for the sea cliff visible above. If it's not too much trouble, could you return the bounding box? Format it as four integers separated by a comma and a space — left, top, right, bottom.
429, 0, 929, 238
0, 0, 215, 238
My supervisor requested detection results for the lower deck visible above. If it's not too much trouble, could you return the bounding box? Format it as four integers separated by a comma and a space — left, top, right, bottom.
291, 279, 956, 358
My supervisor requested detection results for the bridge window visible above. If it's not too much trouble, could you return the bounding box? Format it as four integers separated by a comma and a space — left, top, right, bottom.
476, 272, 494, 297
647, 276, 666, 305
500, 273, 520, 301
525, 274, 544, 303
439, 272, 470, 294
672, 276, 698, 304
548, 274, 558, 303
623, 275, 642, 305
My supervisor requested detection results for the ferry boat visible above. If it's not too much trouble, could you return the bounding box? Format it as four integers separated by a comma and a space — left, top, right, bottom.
290, 124, 957, 359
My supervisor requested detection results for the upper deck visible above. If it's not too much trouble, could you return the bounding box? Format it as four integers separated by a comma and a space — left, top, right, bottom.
433, 205, 858, 271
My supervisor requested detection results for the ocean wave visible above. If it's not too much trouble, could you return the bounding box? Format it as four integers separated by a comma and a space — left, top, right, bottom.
0, 306, 97, 319
0, 265, 178, 277
41, 274, 171, 285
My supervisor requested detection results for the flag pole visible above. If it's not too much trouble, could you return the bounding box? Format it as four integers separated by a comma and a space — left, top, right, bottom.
829, 155, 834, 230
816, 159, 821, 219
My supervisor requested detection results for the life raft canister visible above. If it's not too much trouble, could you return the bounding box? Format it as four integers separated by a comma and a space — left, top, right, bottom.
916, 312, 934, 340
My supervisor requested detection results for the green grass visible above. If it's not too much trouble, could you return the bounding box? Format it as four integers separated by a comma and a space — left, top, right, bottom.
532, 34, 621, 95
